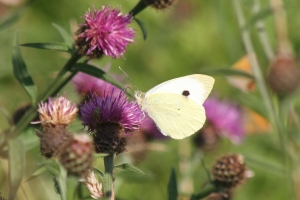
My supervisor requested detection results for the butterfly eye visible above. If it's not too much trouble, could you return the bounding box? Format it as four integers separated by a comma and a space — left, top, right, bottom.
182, 90, 190, 96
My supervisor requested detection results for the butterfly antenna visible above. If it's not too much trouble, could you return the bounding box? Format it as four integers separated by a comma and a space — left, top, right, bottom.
119, 66, 139, 91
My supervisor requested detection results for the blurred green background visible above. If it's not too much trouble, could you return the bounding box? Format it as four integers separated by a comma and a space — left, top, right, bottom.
1, 0, 300, 199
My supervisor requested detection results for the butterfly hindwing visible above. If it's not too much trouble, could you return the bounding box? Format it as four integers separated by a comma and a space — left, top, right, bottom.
144, 93, 206, 139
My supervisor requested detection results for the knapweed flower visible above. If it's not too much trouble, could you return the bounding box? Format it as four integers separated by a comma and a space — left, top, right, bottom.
59, 134, 94, 176
203, 96, 244, 144
33, 95, 78, 158
212, 154, 253, 190
36, 96, 78, 127
140, 114, 167, 140
76, 6, 135, 59
80, 89, 143, 154
72, 72, 122, 98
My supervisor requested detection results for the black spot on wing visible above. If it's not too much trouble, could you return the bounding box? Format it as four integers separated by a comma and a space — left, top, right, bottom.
182, 90, 190, 96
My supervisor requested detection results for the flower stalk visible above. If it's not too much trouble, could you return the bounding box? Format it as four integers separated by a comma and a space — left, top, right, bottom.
104, 153, 115, 199
7, 52, 82, 139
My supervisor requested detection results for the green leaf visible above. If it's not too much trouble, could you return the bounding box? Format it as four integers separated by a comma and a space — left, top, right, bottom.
93, 168, 104, 178
0, 0, 35, 31
52, 164, 67, 200
114, 163, 145, 175
8, 139, 26, 200
70, 63, 134, 98
52, 23, 74, 49
199, 68, 254, 79
21, 42, 71, 53
243, 7, 272, 29
26, 166, 47, 182
134, 17, 147, 40
38, 159, 60, 176
67, 176, 79, 200
12, 32, 38, 103
0, 105, 13, 125
103, 173, 113, 199
167, 168, 178, 200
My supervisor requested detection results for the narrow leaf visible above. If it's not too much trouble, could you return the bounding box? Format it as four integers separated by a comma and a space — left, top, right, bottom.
38, 159, 60, 176
54, 164, 67, 200
93, 168, 104, 178
199, 68, 254, 79
8, 139, 26, 200
103, 173, 113, 199
52, 23, 73, 48
0, 105, 13, 125
70, 63, 134, 98
26, 166, 47, 182
243, 7, 272, 29
94, 153, 109, 159
0, 0, 35, 30
134, 17, 147, 40
12, 32, 38, 103
21, 42, 71, 53
115, 163, 145, 175
167, 168, 178, 200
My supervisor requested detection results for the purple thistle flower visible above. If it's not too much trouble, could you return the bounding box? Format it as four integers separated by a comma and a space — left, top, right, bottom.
76, 6, 135, 59
72, 72, 122, 98
81, 89, 143, 133
203, 96, 245, 144
140, 114, 168, 140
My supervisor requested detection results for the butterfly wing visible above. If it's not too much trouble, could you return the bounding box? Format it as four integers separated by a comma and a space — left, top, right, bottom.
145, 74, 214, 106
144, 93, 206, 139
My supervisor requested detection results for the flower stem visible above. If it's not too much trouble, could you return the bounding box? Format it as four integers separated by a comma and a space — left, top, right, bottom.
104, 153, 115, 199
129, 0, 148, 16
232, 0, 291, 194
191, 182, 219, 200
6, 53, 82, 139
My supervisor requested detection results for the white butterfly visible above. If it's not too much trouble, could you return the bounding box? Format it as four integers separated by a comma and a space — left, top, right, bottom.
135, 74, 215, 139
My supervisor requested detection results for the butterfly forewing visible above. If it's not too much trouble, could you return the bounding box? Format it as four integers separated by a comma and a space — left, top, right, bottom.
145, 74, 214, 106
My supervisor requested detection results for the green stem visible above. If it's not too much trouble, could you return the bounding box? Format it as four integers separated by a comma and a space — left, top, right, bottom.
104, 153, 115, 199
232, 0, 291, 194
191, 182, 219, 200
6, 53, 82, 139
129, 0, 148, 16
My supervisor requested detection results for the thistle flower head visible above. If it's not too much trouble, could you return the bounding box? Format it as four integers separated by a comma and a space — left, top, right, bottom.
140, 114, 167, 140
81, 89, 143, 133
80, 89, 143, 154
212, 154, 253, 189
37, 96, 78, 126
76, 6, 135, 59
72, 72, 122, 98
203, 96, 244, 144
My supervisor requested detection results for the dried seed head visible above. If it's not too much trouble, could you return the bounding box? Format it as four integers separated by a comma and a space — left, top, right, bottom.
59, 134, 94, 176
142, 0, 177, 10
267, 54, 300, 95
212, 154, 253, 189
81, 170, 103, 199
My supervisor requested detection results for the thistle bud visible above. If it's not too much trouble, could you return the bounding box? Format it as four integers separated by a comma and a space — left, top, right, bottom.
212, 154, 252, 189
59, 134, 94, 176
267, 54, 300, 95
142, 0, 177, 10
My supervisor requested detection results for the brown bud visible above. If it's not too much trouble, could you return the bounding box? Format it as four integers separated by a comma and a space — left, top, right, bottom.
142, 0, 177, 10
59, 134, 94, 176
212, 154, 252, 189
38, 125, 71, 158
267, 54, 300, 95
